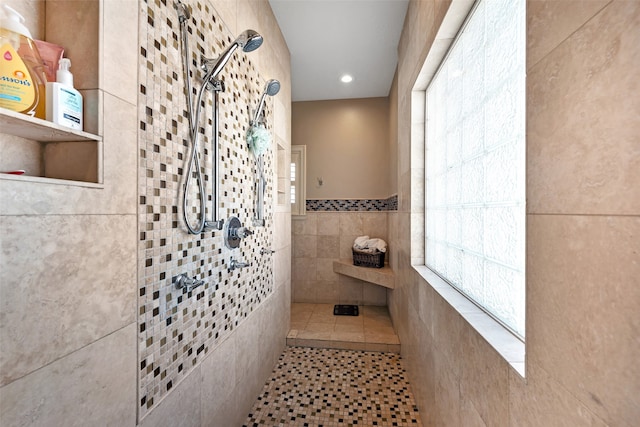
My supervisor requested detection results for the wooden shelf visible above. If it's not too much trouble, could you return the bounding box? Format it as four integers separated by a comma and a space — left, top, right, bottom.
0, 107, 101, 143
333, 259, 395, 289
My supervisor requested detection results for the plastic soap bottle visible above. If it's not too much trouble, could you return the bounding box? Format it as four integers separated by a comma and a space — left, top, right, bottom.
0, 4, 47, 118
46, 58, 83, 130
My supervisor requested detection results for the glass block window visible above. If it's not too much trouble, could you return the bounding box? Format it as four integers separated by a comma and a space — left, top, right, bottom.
425, 0, 526, 338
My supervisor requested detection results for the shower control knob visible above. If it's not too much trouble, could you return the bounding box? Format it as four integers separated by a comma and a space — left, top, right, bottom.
224, 216, 252, 249
236, 226, 253, 238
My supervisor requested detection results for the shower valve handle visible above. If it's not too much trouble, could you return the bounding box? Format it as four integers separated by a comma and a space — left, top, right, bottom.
173, 273, 205, 292
235, 226, 253, 239
224, 216, 252, 249
229, 258, 251, 271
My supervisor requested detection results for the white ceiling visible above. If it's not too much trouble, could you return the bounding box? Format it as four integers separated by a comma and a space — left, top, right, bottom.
268, 0, 409, 102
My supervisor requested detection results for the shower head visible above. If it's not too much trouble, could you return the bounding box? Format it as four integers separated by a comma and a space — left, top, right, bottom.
202, 30, 263, 83
264, 79, 281, 96
174, 0, 190, 24
252, 79, 281, 124
239, 29, 264, 53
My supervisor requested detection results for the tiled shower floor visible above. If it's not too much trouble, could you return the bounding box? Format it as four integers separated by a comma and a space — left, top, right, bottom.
244, 346, 423, 426
287, 303, 400, 353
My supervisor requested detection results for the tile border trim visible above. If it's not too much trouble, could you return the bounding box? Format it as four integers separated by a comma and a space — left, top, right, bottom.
306, 195, 398, 212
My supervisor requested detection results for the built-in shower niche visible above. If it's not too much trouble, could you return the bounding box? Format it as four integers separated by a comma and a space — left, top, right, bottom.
0, 1, 101, 186
0, 110, 102, 184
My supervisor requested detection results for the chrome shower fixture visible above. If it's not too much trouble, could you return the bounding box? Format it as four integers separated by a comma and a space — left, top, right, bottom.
173, 0, 190, 23
252, 79, 281, 124
175, 0, 263, 234
201, 30, 263, 84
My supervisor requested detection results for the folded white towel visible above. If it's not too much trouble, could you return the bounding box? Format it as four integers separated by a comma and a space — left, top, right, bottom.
353, 236, 387, 253
366, 238, 387, 253
353, 236, 370, 249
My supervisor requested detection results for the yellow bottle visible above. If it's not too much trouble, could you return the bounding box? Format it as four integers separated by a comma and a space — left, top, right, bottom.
0, 4, 47, 119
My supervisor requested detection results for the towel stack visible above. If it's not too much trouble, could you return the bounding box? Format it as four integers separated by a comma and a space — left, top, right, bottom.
353, 235, 387, 254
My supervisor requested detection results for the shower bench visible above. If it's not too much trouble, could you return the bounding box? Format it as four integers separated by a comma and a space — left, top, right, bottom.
332, 259, 395, 289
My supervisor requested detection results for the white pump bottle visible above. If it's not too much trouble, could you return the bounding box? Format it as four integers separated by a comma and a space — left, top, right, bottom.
46, 58, 83, 130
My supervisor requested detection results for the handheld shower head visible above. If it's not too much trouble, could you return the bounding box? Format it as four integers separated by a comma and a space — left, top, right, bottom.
252, 79, 281, 124
264, 79, 281, 96
174, 0, 190, 23
238, 29, 263, 53
202, 30, 263, 83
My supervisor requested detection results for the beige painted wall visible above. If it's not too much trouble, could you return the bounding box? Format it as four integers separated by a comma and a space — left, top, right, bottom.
390, 1, 639, 426
292, 97, 391, 200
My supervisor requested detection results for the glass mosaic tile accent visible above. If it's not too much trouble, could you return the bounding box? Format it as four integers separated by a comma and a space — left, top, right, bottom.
306, 194, 398, 212
244, 347, 422, 426
138, 0, 275, 418
386, 194, 398, 211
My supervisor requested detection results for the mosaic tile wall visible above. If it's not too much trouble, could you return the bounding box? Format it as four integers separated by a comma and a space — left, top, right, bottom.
138, 0, 275, 418
306, 194, 398, 212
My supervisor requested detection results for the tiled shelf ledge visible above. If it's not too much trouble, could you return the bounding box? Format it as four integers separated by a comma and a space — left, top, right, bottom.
333, 259, 395, 289
0, 108, 102, 184
0, 108, 101, 143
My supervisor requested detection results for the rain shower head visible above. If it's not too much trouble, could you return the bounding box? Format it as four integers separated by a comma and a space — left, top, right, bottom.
252, 79, 281, 124
202, 30, 263, 83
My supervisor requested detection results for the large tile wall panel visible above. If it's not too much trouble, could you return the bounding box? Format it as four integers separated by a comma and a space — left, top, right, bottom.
0, 214, 136, 386
102, 0, 140, 105
527, 0, 640, 215
200, 335, 238, 426
527, 214, 640, 426
0, 324, 136, 427
509, 362, 608, 427
526, 0, 611, 67
138, 366, 202, 427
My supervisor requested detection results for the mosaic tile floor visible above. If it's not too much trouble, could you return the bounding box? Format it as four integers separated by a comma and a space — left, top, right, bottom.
244, 347, 423, 426
287, 304, 400, 353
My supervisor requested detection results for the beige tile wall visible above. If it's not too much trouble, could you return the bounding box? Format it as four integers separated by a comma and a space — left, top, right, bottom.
390, 1, 640, 427
0, 0, 139, 424
292, 211, 388, 306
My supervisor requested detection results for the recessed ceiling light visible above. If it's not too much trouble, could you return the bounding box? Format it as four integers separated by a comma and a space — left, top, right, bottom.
340, 74, 353, 83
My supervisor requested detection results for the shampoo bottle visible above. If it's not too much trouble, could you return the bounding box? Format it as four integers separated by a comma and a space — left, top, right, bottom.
46, 58, 83, 130
0, 4, 47, 118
